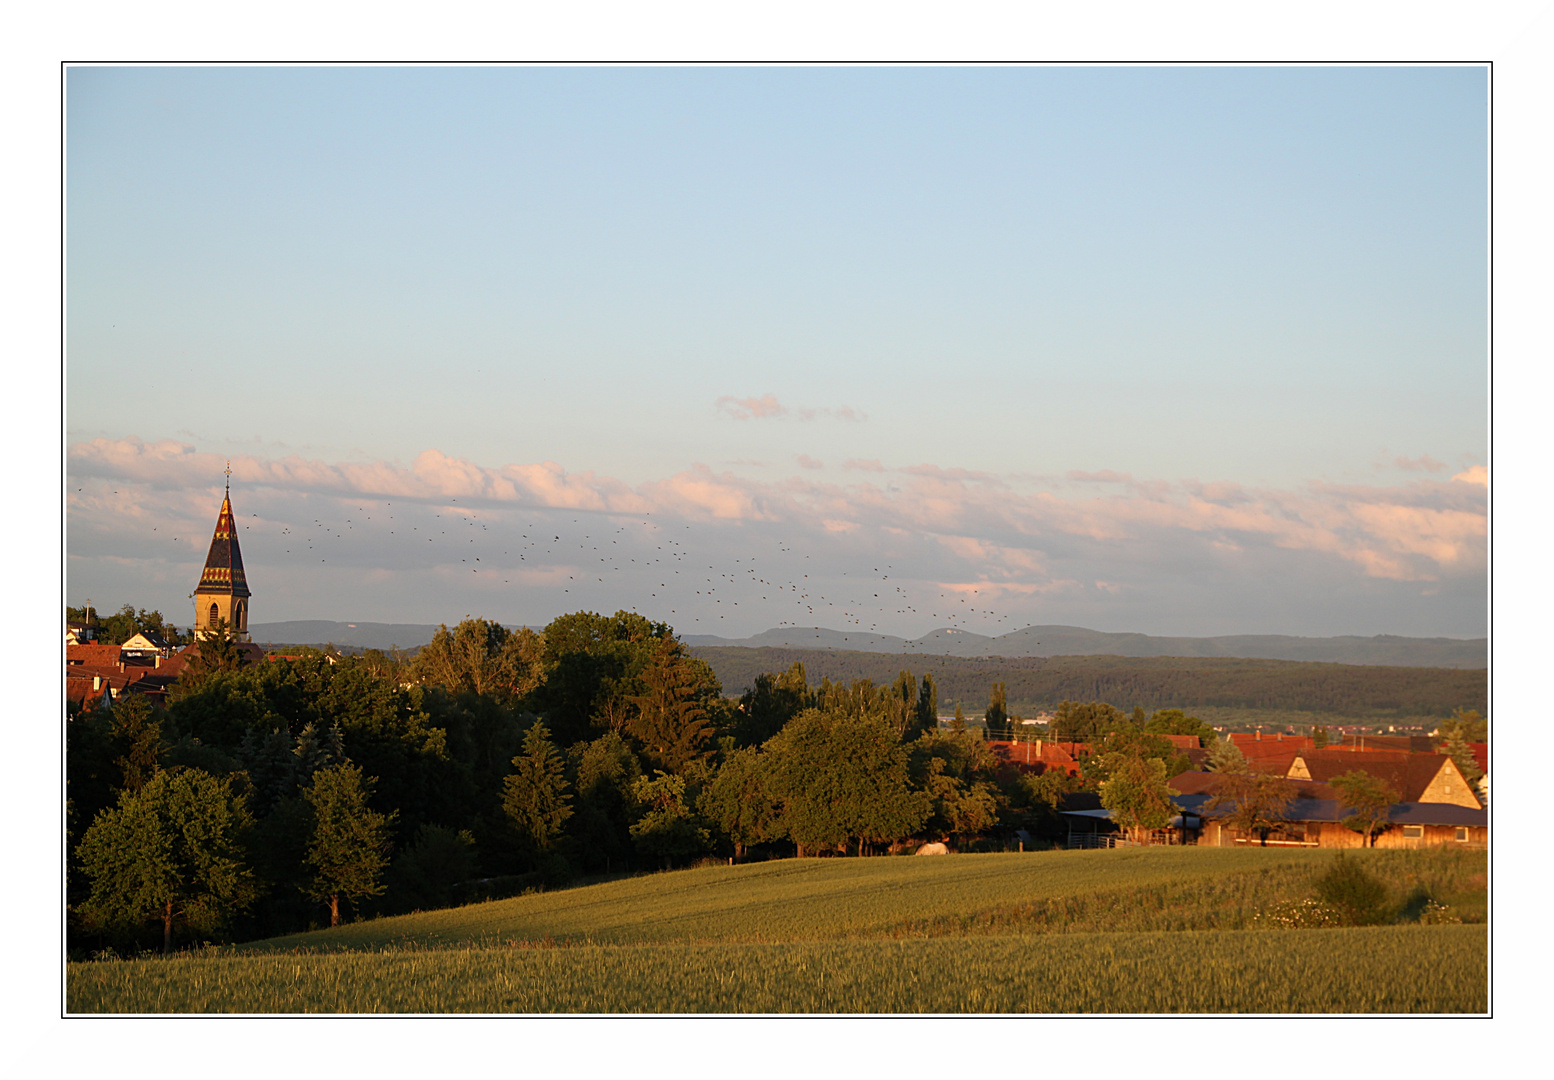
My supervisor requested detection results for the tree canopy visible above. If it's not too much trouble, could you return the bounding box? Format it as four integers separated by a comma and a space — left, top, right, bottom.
625, 635, 719, 773
501, 723, 573, 866
410, 619, 544, 701
1205, 772, 1293, 845
764, 706, 929, 856
303, 763, 397, 926
75, 767, 256, 952
1097, 752, 1179, 843
1331, 769, 1400, 848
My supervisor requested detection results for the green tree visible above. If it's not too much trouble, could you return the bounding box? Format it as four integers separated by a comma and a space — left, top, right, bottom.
951, 702, 967, 734
1438, 727, 1484, 800
1205, 772, 1293, 846
1097, 751, 1180, 844
1001, 765, 1082, 842
1083, 729, 1194, 788
410, 618, 544, 701
1143, 708, 1216, 747
69, 603, 188, 646
173, 618, 248, 694
67, 694, 167, 861
915, 673, 939, 739
303, 763, 397, 926
545, 611, 663, 732
1050, 700, 1129, 742
626, 635, 718, 773
764, 708, 929, 857
75, 767, 256, 953
910, 729, 1002, 845
1207, 734, 1250, 774
1437, 708, 1488, 744
701, 747, 781, 860
566, 731, 643, 873
984, 681, 1009, 732
502, 723, 574, 863
734, 662, 812, 747
628, 771, 713, 867
107, 696, 164, 793
386, 824, 478, 913
882, 671, 919, 739
1332, 770, 1400, 848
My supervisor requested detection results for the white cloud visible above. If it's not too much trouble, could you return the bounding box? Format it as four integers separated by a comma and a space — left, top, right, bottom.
67, 437, 1487, 636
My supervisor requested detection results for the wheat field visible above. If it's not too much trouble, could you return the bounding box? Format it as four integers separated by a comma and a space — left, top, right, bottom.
67, 846, 1487, 1014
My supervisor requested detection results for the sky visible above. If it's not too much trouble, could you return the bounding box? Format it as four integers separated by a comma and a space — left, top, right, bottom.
64, 65, 1489, 640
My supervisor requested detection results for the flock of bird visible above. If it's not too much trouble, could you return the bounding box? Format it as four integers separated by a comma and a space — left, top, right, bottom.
120, 482, 1026, 640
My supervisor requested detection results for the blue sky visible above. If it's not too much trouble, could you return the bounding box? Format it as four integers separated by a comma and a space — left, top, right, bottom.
65, 65, 1489, 639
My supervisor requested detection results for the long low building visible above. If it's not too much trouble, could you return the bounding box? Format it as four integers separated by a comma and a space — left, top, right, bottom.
1170, 791, 1487, 849
1058, 778, 1487, 850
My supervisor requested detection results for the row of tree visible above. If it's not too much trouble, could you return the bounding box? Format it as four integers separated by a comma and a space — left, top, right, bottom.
81, 607, 1440, 954
67, 604, 193, 646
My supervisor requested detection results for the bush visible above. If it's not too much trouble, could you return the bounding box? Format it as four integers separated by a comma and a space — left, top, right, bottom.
1313, 856, 1391, 926
386, 825, 478, 913
1252, 899, 1346, 929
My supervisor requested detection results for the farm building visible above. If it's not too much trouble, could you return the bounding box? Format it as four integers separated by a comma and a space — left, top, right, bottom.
1172, 790, 1486, 849
1059, 769, 1487, 850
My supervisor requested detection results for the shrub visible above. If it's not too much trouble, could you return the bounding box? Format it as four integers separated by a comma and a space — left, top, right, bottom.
1252, 899, 1346, 929
387, 826, 478, 913
1313, 856, 1391, 926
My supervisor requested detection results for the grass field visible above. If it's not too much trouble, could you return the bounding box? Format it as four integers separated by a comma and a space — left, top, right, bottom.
66, 846, 1488, 1014
67, 926, 1485, 1014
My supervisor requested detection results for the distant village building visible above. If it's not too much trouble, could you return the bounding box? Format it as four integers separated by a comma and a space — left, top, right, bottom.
194, 465, 252, 641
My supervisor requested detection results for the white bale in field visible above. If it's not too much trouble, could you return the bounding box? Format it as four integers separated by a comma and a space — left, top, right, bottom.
915, 842, 949, 856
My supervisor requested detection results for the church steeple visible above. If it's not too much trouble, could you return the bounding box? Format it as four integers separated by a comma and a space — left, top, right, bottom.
194, 463, 252, 640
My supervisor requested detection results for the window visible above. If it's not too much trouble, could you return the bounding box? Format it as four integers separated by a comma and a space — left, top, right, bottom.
209, 602, 219, 627
234, 600, 245, 629
1455, 827, 1469, 842
1402, 825, 1424, 839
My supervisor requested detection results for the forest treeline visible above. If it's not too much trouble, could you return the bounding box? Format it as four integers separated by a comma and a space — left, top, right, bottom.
691, 647, 1487, 720
69, 612, 1104, 957
66, 610, 1489, 958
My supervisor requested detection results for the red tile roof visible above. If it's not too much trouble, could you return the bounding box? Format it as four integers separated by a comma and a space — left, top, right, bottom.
66, 643, 123, 667
985, 740, 1083, 777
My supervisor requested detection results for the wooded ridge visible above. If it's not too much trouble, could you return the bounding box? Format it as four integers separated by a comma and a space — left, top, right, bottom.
690, 647, 1486, 718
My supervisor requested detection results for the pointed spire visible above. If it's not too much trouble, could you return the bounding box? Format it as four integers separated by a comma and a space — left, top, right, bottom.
196, 474, 250, 599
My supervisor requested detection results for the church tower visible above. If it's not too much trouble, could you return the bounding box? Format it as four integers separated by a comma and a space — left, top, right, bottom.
194, 464, 252, 641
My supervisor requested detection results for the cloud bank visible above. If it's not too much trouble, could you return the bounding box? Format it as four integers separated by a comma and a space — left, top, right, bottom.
66, 437, 1487, 638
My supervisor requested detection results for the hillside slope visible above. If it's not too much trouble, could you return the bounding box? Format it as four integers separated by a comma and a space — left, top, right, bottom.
682, 625, 1486, 668
692, 647, 1487, 719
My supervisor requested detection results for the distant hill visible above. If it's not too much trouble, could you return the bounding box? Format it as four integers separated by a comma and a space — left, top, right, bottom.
251, 619, 1486, 669
689, 647, 1487, 721
681, 624, 1487, 669
250, 620, 531, 651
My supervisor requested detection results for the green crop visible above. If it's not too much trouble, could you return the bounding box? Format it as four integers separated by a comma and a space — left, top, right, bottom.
68, 926, 1485, 1014
67, 846, 1486, 1013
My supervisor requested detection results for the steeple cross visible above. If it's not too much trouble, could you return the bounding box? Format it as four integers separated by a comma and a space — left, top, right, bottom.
225, 460, 232, 495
